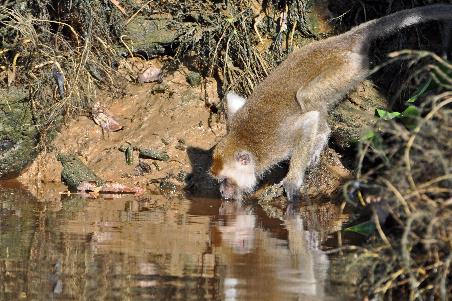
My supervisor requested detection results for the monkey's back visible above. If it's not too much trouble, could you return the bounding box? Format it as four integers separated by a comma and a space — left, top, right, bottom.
229, 36, 360, 172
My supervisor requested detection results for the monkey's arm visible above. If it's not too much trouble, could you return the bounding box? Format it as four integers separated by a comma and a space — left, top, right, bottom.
283, 111, 330, 202
283, 61, 363, 201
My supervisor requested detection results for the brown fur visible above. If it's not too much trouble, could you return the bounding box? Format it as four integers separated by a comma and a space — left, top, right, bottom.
211, 4, 452, 201
215, 39, 365, 173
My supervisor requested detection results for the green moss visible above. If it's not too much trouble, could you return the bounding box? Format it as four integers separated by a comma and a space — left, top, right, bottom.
57, 154, 104, 191
0, 88, 39, 178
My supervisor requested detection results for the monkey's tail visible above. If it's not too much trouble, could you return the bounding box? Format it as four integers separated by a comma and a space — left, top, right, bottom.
349, 4, 452, 51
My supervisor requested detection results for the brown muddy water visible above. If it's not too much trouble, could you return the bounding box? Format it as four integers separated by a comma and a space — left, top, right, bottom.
0, 182, 356, 301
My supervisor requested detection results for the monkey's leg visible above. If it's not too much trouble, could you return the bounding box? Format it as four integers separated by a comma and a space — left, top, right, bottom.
308, 118, 331, 167
286, 58, 364, 201
283, 112, 330, 202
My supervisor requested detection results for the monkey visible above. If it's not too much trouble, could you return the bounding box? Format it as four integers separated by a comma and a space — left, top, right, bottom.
210, 4, 452, 202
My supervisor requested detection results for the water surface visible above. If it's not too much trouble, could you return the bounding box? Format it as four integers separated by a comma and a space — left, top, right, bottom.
0, 183, 353, 300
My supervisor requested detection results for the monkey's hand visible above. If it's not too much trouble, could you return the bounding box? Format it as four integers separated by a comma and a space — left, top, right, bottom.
283, 181, 302, 203
259, 181, 301, 203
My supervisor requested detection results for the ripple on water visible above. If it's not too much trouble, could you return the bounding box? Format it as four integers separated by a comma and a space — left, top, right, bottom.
0, 184, 353, 301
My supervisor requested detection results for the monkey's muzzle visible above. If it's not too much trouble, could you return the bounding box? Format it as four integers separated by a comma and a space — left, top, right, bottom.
219, 178, 239, 200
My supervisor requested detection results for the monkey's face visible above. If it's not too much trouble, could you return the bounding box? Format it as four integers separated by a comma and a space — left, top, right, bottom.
218, 177, 240, 200
210, 150, 257, 200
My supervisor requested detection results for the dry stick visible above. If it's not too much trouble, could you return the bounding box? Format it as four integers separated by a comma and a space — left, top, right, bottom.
375, 269, 405, 294
404, 92, 452, 197
95, 36, 117, 57
32, 19, 80, 46
253, 13, 265, 44
109, 0, 127, 15
254, 50, 269, 76
7, 52, 19, 87
381, 177, 412, 215
424, 216, 439, 252
223, 31, 234, 89
373, 208, 392, 247
288, 20, 297, 49
440, 253, 451, 301
405, 187, 451, 200
426, 64, 452, 85
431, 72, 452, 90
401, 212, 428, 301
324, 245, 379, 255
442, 198, 452, 207
120, 35, 134, 58
388, 49, 452, 70
126, 0, 152, 25
356, 142, 370, 180
208, 24, 229, 77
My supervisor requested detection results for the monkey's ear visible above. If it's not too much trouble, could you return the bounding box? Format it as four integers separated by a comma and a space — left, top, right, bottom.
235, 151, 252, 165
226, 92, 247, 118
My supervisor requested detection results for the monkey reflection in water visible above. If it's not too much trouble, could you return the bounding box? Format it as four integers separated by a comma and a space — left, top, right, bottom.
215, 201, 329, 298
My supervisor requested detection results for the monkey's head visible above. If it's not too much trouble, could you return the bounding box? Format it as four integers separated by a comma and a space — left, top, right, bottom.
210, 141, 257, 200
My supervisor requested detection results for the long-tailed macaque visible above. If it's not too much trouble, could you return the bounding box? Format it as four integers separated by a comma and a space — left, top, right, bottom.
210, 4, 452, 202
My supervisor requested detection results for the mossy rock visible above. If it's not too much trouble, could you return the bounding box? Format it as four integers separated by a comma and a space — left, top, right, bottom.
57, 154, 104, 191
0, 88, 39, 179
328, 80, 388, 149
124, 16, 195, 57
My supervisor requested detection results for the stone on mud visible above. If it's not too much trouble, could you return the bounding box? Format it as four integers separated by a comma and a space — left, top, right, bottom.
57, 154, 104, 191
186, 72, 202, 87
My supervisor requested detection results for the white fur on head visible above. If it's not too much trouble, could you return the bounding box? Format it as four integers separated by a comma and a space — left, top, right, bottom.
220, 151, 257, 193
226, 91, 246, 119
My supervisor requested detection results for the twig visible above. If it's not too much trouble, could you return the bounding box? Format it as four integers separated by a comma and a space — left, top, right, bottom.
126, 0, 152, 25
109, 0, 127, 15
381, 177, 411, 215
404, 93, 452, 196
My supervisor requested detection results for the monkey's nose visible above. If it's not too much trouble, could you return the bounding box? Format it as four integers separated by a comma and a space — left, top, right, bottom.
219, 184, 233, 200
219, 187, 230, 200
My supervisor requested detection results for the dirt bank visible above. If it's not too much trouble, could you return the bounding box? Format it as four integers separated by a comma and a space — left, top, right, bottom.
18, 59, 224, 198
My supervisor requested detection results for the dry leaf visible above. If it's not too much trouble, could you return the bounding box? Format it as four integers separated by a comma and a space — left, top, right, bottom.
92, 102, 123, 132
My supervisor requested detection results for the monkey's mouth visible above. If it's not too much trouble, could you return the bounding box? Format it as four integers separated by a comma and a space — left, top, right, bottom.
219, 179, 242, 200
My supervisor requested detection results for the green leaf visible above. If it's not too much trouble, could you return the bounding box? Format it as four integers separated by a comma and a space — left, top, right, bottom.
407, 77, 432, 103
344, 220, 376, 236
401, 105, 420, 129
376, 108, 401, 120
362, 130, 375, 141
401, 105, 420, 118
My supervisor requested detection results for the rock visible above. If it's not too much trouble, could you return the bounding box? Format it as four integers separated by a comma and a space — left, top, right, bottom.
256, 148, 351, 209
0, 88, 40, 179
57, 154, 103, 191
138, 66, 162, 83
150, 83, 168, 94
124, 16, 194, 57
159, 179, 178, 194
186, 72, 202, 87
329, 80, 388, 149
138, 149, 170, 161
